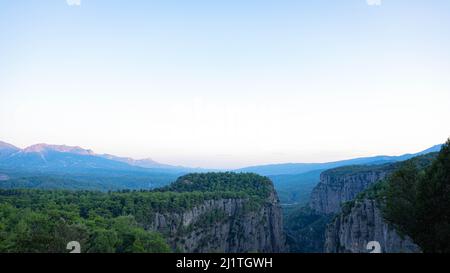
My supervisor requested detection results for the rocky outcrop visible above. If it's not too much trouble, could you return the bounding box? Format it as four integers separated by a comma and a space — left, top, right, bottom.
145, 187, 287, 253
309, 167, 393, 214
324, 199, 421, 253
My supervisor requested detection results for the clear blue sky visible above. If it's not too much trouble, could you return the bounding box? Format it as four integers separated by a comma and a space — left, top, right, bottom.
1, 0, 449, 168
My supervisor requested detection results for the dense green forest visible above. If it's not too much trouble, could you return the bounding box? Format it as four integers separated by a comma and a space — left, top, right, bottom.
0, 172, 271, 253
284, 206, 331, 252
0, 169, 180, 191
382, 139, 450, 253
321, 162, 400, 176
160, 172, 271, 199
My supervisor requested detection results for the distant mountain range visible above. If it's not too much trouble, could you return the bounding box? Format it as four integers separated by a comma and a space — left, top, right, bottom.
0, 141, 205, 191
0, 140, 442, 176
0, 141, 197, 174
0, 140, 443, 195
236, 144, 443, 176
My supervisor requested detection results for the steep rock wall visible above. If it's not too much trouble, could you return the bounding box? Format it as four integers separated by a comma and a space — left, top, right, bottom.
309, 169, 390, 214
324, 199, 421, 253
145, 188, 287, 253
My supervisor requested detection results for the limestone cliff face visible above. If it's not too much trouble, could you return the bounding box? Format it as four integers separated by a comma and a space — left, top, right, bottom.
145, 188, 287, 253
309, 168, 391, 214
324, 199, 421, 253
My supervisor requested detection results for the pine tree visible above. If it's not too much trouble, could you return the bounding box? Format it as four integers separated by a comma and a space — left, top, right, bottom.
415, 139, 450, 252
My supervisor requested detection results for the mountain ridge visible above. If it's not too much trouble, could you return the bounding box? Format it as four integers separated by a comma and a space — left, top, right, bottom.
0, 141, 195, 173
236, 144, 443, 176
22, 143, 95, 155
0, 140, 442, 175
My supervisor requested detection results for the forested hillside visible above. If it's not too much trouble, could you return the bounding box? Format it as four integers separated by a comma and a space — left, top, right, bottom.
0, 172, 283, 253
382, 139, 450, 252
284, 147, 446, 253
323, 140, 449, 253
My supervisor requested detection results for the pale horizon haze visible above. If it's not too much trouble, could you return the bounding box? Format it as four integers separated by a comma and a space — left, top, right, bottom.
1, 0, 449, 168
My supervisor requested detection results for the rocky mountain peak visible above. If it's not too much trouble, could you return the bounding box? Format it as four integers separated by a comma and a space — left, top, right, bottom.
23, 143, 95, 155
